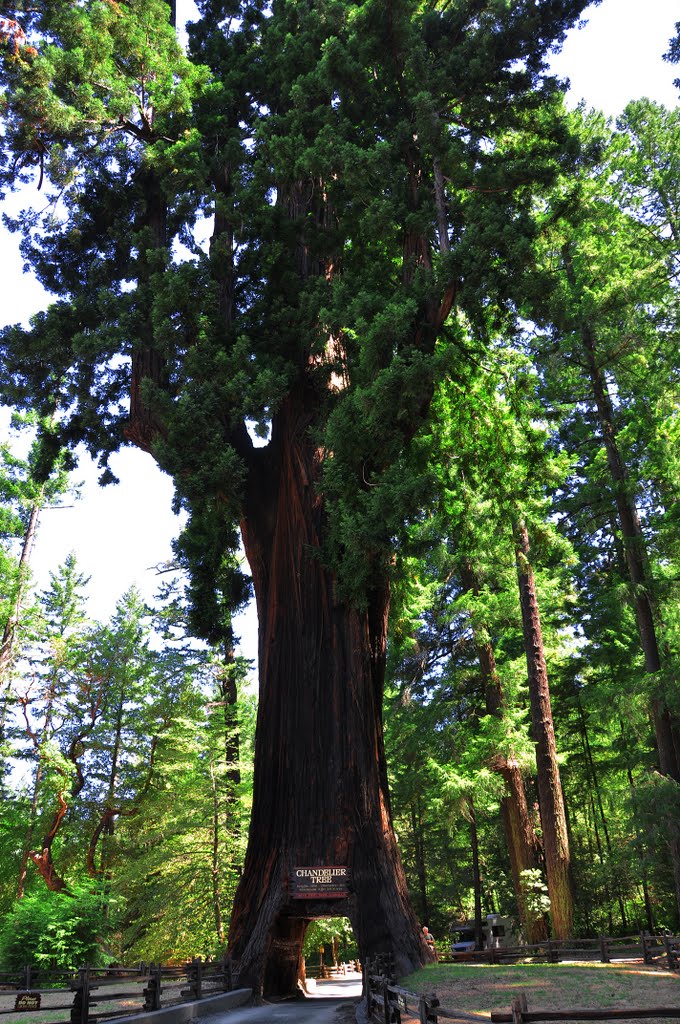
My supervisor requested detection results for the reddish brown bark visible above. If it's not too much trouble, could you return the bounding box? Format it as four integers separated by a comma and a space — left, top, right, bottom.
575, 298, 680, 912
466, 798, 484, 950
582, 328, 661, 670
228, 388, 429, 996
459, 559, 547, 943
498, 764, 548, 943
586, 346, 680, 782
514, 523, 573, 939
562, 246, 680, 785
29, 790, 70, 892
122, 150, 449, 999
24, 679, 103, 893
410, 796, 430, 925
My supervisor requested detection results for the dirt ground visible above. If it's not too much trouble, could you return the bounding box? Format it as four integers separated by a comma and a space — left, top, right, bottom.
5, 963, 680, 1024
333, 1001, 362, 1023
401, 961, 680, 1021
0, 977, 186, 1023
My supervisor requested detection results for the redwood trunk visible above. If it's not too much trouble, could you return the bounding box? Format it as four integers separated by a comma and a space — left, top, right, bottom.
584, 332, 680, 782
514, 523, 573, 938
578, 316, 680, 909
227, 391, 428, 997
562, 247, 680, 784
459, 559, 547, 942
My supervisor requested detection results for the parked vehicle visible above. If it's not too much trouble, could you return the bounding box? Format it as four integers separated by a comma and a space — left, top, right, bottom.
450, 914, 515, 953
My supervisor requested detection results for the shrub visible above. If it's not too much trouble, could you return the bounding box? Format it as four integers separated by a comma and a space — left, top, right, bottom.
0, 886, 114, 970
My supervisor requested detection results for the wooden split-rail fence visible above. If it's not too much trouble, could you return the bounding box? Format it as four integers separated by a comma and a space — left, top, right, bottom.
437, 932, 680, 969
364, 942, 680, 1024
490, 993, 680, 1024
0, 956, 240, 1024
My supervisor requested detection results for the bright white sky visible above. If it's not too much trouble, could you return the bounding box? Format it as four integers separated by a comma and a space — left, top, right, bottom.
1, 0, 678, 662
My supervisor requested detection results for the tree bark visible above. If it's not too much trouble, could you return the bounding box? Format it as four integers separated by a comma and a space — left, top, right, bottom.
584, 338, 680, 782
459, 559, 547, 942
575, 307, 680, 910
219, 647, 241, 831
124, 168, 169, 454
410, 796, 430, 926
575, 691, 627, 929
227, 388, 429, 997
0, 496, 41, 686
467, 798, 485, 950
210, 761, 226, 945
29, 789, 70, 893
562, 245, 680, 786
514, 522, 573, 938
122, 138, 449, 1002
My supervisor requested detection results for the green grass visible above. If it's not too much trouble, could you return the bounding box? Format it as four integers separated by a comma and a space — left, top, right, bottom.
401, 962, 680, 1015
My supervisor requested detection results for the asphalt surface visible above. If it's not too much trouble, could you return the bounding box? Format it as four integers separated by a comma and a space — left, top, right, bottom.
198, 976, 363, 1024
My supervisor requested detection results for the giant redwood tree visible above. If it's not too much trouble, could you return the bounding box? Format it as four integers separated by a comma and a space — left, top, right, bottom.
0, 0, 593, 996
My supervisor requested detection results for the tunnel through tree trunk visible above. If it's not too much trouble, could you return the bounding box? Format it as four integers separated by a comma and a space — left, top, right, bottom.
227, 389, 429, 997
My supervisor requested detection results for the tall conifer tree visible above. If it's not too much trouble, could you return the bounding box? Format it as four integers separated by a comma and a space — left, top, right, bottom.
1, 0, 593, 994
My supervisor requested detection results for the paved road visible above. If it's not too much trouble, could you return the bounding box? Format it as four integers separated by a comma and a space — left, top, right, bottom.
199, 976, 363, 1024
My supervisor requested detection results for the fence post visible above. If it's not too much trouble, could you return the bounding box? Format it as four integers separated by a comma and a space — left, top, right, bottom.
71, 966, 90, 1024
22, 965, 31, 991
599, 935, 610, 964
382, 977, 401, 1024
641, 931, 652, 965
419, 993, 439, 1024
546, 939, 559, 964
143, 963, 162, 1011
222, 953, 233, 991
382, 976, 390, 1024
511, 993, 527, 1024
194, 956, 203, 1000
364, 958, 372, 1012
663, 933, 679, 969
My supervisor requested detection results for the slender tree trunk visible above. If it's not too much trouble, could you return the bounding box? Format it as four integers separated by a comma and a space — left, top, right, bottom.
514, 522, 573, 938
618, 717, 656, 932
562, 247, 680, 787
0, 497, 41, 686
17, 674, 59, 897
459, 559, 547, 942
584, 337, 662, 674
17, 760, 44, 898
124, 168, 169, 454
410, 796, 430, 925
227, 389, 429, 997
575, 692, 627, 929
584, 331, 680, 769
30, 790, 71, 892
467, 798, 484, 950
210, 761, 225, 944
576, 313, 680, 908
102, 696, 123, 878
219, 647, 241, 832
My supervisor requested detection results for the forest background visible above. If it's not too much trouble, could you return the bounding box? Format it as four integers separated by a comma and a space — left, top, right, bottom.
1, 0, 680, 973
